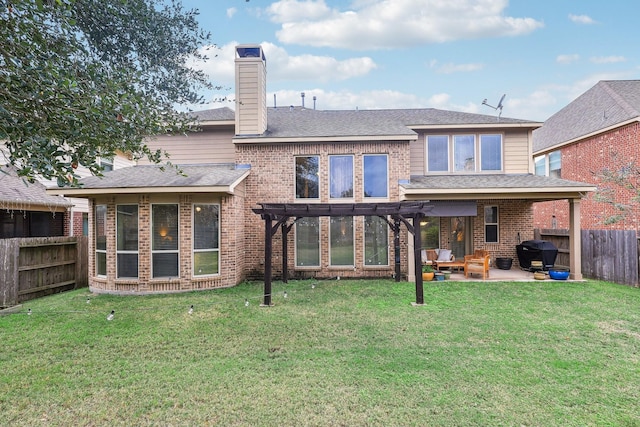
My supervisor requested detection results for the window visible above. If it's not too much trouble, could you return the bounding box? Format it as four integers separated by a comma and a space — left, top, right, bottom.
116, 205, 138, 278
549, 151, 561, 178
295, 217, 320, 267
454, 135, 475, 171
329, 155, 353, 199
480, 134, 502, 171
100, 157, 114, 172
484, 206, 498, 243
295, 156, 319, 199
427, 136, 449, 172
534, 155, 546, 176
419, 217, 440, 249
363, 154, 388, 198
152, 204, 179, 278
330, 216, 354, 266
193, 204, 219, 276
82, 213, 88, 236
364, 216, 388, 266
95, 205, 107, 276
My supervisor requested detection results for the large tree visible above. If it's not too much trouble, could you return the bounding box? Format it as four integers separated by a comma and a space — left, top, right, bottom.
0, 0, 212, 186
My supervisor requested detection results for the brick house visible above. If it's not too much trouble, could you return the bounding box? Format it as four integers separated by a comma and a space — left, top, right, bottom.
50, 44, 595, 294
533, 80, 640, 231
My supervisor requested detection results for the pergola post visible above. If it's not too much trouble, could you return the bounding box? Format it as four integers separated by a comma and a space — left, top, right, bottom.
393, 217, 401, 282
263, 214, 273, 306
413, 214, 424, 305
281, 221, 288, 284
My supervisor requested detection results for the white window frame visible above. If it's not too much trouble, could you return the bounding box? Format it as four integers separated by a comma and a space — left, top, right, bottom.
329, 216, 355, 267
329, 155, 354, 200
363, 154, 389, 199
484, 205, 499, 244
116, 204, 139, 279
192, 203, 220, 277
151, 203, 179, 278
294, 155, 320, 200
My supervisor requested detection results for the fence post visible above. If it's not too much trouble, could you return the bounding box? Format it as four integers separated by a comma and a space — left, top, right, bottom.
0, 239, 20, 308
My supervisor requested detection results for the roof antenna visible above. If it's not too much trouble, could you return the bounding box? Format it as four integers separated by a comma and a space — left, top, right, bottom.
301, 92, 305, 109
482, 94, 506, 120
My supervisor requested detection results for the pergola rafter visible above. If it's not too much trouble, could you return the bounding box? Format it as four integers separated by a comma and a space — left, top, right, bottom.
252, 201, 435, 306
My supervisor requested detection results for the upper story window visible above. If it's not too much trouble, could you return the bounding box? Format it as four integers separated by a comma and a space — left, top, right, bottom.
427, 136, 449, 172
363, 154, 388, 198
427, 134, 503, 173
329, 155, 354, 199
295, 156, 319, 199
534, 150, 561, 178
480, 134, 502, 171
100, 157, 114, 172
454, 135, 475, 172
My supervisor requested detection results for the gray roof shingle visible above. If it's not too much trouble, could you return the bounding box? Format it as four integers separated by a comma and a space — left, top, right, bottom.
0, 166, 72, 208
533, 80, 640, 152
404, 174, 595, 190
74, 164, 249, 190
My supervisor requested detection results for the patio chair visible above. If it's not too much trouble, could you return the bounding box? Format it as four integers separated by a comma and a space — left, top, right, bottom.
421, 249, 437, 265
464, 249, 490, 279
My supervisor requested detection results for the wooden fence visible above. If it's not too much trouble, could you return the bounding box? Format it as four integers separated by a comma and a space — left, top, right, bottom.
0, 236, 88, 308
536, 228, 639, 287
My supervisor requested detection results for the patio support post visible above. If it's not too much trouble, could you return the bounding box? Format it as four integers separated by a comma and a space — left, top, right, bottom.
281, 221, 288, 284
413, 214, 424, 305
393, 218, 401, 282
263, 214, 273, 306
569, 198, 583, 280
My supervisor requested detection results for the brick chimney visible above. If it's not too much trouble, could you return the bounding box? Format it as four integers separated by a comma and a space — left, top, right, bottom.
235, 44, 267, 136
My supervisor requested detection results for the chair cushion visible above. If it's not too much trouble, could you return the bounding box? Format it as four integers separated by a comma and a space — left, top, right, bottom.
436, 249, 452, 261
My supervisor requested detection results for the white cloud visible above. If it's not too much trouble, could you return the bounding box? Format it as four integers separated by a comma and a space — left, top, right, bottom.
569, 14, 596, 24
226, 7, 237, 18
265, 0, 544, 50
434, 62, 484, 74
189, 42, 377, 88
590, 56, 627, 64
556, 54, 580, 65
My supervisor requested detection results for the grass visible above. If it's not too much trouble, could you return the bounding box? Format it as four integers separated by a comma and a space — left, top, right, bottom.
1, 279, 639, 426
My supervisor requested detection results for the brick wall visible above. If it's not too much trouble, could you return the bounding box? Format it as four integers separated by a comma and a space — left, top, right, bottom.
533, 122, 640, 231
236, 141, 411, 279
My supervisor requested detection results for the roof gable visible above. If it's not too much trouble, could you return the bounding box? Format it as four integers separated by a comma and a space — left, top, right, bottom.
533, 80, 640, 152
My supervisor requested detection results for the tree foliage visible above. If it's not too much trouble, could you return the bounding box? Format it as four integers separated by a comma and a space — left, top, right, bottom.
0, 0, 212, 186
594, 154, 640, 225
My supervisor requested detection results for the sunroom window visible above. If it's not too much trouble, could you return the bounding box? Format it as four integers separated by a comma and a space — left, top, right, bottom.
193, 204, 219, 276
152, 204, 179, 278
95, 204, 107, 276
116, 204, 138, 278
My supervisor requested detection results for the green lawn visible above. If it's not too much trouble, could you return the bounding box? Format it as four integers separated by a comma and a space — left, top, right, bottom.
1, 279, 639, 426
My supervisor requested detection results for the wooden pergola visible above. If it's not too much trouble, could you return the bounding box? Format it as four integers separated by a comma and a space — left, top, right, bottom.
252, 201, 437, 306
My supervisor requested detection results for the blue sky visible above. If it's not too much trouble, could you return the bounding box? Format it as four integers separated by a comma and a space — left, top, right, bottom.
181, 0, 639, 121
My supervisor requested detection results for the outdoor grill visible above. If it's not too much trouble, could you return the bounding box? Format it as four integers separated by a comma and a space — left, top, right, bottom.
516, 239, 558, 271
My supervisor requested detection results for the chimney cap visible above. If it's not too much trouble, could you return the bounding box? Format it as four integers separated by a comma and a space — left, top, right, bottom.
236, 44, 265, 60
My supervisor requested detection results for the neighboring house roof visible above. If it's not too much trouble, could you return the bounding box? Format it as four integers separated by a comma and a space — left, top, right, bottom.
0, 165, 72, 210
48, 164, 250, 196
192, 107, 541, 141
402, 174, 596, 200
533, 80, 640, 153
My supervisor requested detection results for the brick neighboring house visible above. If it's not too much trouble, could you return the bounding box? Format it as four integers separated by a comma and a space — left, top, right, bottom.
50, 44, 595, 294
533, 80, 640, 231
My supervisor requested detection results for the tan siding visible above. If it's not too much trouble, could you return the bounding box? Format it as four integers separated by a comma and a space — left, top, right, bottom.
503, 129, 531, 173
139, 128, 235, 165
409, 135, 426, 175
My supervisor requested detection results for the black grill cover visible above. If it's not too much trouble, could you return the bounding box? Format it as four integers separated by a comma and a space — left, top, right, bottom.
516, 240, 558, 270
